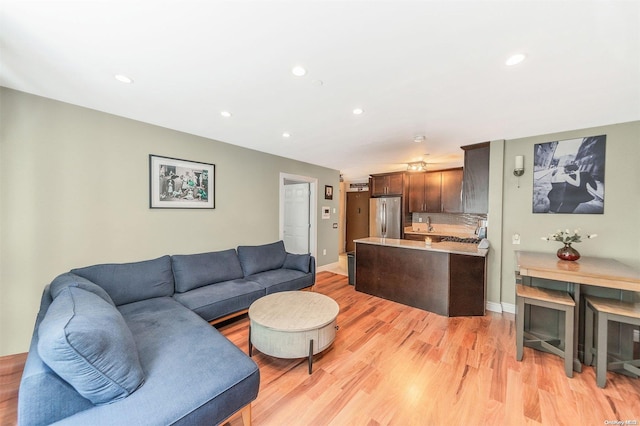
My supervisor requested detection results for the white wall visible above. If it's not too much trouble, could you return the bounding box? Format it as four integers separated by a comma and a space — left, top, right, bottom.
0, 88, 340, 355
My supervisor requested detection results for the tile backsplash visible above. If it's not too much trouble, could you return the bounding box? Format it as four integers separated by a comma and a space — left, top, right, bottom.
411, 212, 487, 235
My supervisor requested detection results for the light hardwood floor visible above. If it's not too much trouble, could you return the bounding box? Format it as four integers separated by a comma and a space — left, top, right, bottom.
2, 271, 638, 425
222, 272, 640, 426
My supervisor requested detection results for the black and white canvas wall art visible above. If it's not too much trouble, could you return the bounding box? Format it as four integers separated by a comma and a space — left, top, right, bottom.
532, 135, 606, 214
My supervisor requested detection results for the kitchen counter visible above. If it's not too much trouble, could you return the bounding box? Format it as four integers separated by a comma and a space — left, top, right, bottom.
354, 237, 488, 258
354, 238, 488, 316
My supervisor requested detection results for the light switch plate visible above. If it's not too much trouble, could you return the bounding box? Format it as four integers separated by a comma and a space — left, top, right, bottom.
512, 234, 521, 245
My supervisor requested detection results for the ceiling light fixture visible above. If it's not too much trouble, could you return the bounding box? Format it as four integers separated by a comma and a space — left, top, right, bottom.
114, 74, 133, 84
413, 135, 426, 143
352, 108, 364, 115
220, 111, 232, 118
282, 132, 291, 138
505, 53, 526, 66
291, 66, 307, 77
407, 161, 428, 172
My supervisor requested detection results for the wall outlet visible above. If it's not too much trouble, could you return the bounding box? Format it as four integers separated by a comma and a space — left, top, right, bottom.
323, 249, 327, 255
418, 217, 423, 223
512, 234, 521, 245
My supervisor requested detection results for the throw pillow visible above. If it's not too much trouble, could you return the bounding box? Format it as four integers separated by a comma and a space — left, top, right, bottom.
37, 287, 145, 405
283, 253, 310, 273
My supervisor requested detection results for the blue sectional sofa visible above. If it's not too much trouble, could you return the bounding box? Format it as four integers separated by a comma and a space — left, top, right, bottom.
18, 241, 315, 425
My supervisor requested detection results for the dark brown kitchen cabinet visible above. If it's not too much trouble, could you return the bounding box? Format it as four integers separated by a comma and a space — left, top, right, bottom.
462, 142, 490, 214
408, 172, 441, 212
370, 172, 404, 197
441, 168, 463, 213
408, 168, 462, 213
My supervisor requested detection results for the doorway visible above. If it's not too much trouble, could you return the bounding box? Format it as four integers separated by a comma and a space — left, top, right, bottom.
279, 173, 317, 257
345, 190, 370, 252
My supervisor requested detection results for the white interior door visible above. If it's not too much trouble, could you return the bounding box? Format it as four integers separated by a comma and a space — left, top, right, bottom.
283, 182, 310, 254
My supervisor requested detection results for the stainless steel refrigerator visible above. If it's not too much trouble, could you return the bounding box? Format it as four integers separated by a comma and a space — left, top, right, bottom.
369, 197, 401, 238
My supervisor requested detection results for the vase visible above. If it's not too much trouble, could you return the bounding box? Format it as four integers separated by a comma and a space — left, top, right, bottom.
557, 243, 580, 261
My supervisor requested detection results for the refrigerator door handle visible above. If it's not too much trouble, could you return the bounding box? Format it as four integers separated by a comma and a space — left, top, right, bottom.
382, 201, 387, 236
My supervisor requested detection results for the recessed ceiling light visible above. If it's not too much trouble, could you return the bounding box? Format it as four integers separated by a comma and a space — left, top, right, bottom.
291, 66, 307, 77
220, 111, 232, 118
505, 53, 526, 66
282, 132, 291, 138
114, 74, 133, 84
352, 108, 364, 115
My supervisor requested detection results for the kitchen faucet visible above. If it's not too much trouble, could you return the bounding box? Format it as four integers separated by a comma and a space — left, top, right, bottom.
427, 216, 434, 232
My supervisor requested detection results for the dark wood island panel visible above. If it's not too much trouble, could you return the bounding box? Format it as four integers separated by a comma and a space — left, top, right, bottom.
355, 242, 486, 317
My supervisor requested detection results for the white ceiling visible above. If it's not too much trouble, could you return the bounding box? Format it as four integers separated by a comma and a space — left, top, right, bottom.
1, 1, 638, 180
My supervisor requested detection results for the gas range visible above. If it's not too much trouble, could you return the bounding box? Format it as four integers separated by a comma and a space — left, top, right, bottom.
441, 236, 481, 244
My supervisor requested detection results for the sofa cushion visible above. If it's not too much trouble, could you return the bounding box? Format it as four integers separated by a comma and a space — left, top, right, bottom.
282, 253, 311, 273
49, 272, 115, 306
173, 279, 265, 322
247, 269, 315, 294
71, 255, 174, 305
172, 249, 244, 293
237, 240, 287, 277
37, 287, 145, 405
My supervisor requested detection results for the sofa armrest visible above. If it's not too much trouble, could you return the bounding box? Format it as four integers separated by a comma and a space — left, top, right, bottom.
309, 256, 316, 284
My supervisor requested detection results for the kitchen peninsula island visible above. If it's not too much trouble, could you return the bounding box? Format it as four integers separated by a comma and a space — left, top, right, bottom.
354, 237, 488, 317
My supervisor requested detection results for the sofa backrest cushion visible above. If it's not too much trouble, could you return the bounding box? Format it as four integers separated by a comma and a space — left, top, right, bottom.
282, 253, 311, 273
50, 273, 115, 306
71, 255, 174, 305
172, 249, 244, 293
237, 240, 287, 277
37, 286, 145, 405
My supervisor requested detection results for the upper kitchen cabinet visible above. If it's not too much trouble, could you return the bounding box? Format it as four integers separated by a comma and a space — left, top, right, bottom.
370, 172, 404, 197
441, 168, 463, 213
408, 172, 441, 212
462, 142, 490, 214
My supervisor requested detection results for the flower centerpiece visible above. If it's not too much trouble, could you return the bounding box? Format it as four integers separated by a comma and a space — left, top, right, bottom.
541, 229, 597, 261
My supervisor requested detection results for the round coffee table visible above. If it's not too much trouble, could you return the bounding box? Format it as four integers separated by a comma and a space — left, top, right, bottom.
248, 291, 339, 374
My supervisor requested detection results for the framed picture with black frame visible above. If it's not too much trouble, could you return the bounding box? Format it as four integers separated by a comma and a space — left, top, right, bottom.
325, 185, 333, 200
532, 135, 605, 214
149, 154, 215, 209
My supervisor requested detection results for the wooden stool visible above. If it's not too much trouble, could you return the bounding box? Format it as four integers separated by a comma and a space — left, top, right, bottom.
516, 284, 575, 377
584, 296, 640, 388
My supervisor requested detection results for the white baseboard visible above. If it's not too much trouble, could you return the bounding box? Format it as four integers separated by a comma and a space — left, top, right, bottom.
485, 301, 503, 313
501, 302, 516, 314
486, 301, 516, 314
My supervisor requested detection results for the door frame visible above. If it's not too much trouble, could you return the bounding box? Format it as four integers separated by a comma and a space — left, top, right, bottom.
279, 172, 317, 259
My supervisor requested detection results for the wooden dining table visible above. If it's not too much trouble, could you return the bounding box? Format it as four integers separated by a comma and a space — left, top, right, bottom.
515, 250, 640, 372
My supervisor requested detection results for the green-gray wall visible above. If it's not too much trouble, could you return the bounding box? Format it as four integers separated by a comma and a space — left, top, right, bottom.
0, 88, 340, 355
489, 121, 640, 310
